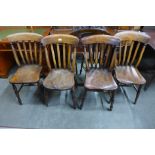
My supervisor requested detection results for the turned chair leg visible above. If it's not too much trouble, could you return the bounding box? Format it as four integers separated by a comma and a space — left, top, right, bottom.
134, 85, 142, 104
79, 88, 87, 109
71, 87, 77, 109
12, 84, 23, 105
109, 91, 115, 111
43, 87, 48, 106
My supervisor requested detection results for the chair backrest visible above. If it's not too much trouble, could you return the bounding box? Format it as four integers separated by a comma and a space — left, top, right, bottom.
7, 32, 43, 66
41, 34, 79, 72
71, 28, 109, 38
81, 34, 120, 70
114, 31, 150, 67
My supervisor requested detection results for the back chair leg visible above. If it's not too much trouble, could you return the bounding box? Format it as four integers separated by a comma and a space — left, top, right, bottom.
144, 74, 155, 91
71, 87, 77, 109
11, 84, 23, 105
76, 62, 78, 75
109, 91, 115, 111
36, 81, 41, 93
134, 85, 142, 104
79, 88, 87, 109
102, 91, 111, 104
43, 87, 48, 106
74, 77, 78, 89
37, 81, 40, 88
80, 55, 84, 75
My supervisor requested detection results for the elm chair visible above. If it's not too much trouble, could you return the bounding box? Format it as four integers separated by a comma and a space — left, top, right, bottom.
7, 32, 43, 105
79, 34, 120, 111
41, 34, 79, 109
114, 31, 150, 104
71, 28, 110, 75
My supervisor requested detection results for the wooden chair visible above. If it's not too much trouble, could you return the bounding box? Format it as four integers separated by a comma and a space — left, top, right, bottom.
114, 31, 150, 104
80, 34, 120, 111
106, 26, 144, 35
7, 32, 43, 105
71, 28, 109, 38
71, 28, 109, 75
41, 34, 79, 109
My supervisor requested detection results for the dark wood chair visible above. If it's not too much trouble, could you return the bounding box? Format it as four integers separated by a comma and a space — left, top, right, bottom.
79, 34, 120, 111
7, 32, 43, 105
114, 31, 150, 104
71, 28, 110, 75
41, 34, 79, 109
71, 28, 109, 38
138, 29, 155, 90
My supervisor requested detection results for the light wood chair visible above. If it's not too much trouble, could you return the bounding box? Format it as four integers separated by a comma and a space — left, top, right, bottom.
41, 34, 79, 109
80, 34, 120, 111
7, 32, 43, 105
114, 31, 150, 104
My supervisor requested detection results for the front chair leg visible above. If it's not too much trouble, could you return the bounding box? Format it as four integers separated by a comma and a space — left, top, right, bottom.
71, 87, 77, 109
134, 85, 142, 104
109, 91, 115, 111
43, 87, 48, 107
12, 84, 23, 105
79, 88, 87, 110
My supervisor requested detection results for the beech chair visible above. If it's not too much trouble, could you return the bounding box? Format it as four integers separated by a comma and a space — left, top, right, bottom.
114, 31, 150, 104
7, 32, 43, 105
80, 34, 120, 111
41, 34, 79, 109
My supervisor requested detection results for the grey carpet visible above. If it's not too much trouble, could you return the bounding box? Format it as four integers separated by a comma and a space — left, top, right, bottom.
0, 65, 155, 129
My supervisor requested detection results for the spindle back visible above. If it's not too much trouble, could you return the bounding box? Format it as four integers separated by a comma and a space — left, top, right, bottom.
81, 34, 120, 70
7, 32, 43, 66
41, 34, 79, 72
114, 31, 150, 67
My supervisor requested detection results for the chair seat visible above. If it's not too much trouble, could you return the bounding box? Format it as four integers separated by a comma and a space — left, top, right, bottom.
115, 66, 146, 85
43, 69, 75, 90
10, 64, 42, 84
85, 69, 117, 90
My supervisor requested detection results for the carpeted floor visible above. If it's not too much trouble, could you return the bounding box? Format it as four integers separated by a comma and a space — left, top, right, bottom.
0, 65, 155, 129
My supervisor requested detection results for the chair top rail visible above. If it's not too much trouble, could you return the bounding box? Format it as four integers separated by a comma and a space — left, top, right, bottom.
41, 34, 79, 46
81, 34, 120, 46
114, 31, 150, 44
7, 32, 43, 42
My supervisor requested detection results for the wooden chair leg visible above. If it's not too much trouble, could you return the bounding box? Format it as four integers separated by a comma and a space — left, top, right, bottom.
36, 81, 41, 93
11, 84, 23, 105
71, 87, 77, 109
43, 87, 48, 106
134, 85, 142, 104
109, 91, 115, 111
80, 55, 84, 75
76, 62, 78, 75
102, 91, 111, 104
144, 74, 155, 91
79, 88, 87, 109
74, 77, 78, 89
